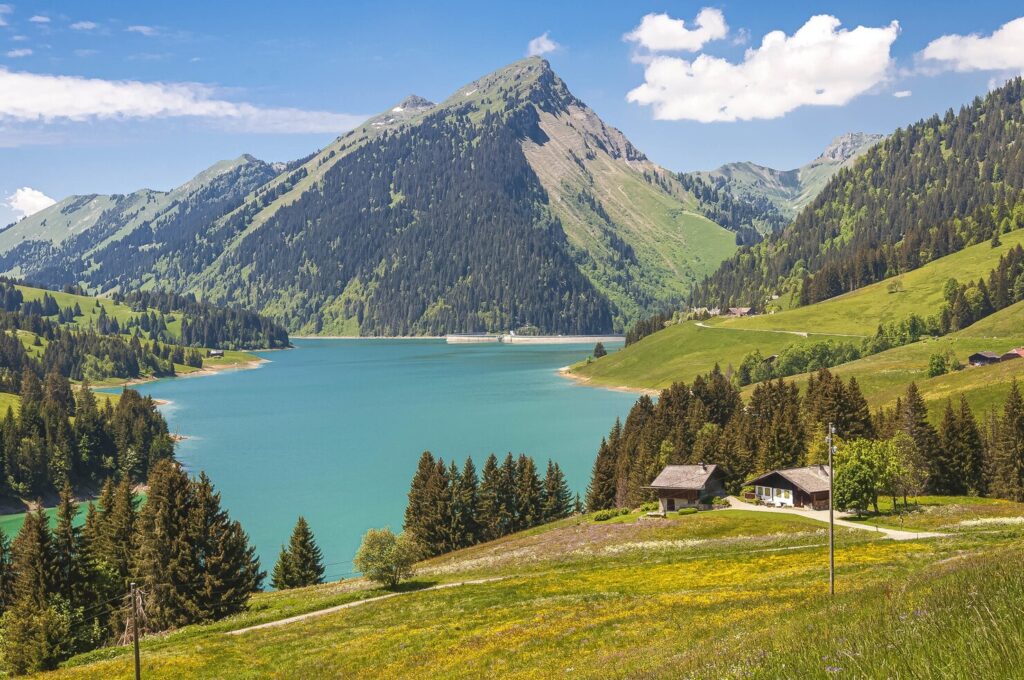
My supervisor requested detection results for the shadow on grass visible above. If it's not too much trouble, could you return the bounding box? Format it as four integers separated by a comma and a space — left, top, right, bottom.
386, 579, 441, 594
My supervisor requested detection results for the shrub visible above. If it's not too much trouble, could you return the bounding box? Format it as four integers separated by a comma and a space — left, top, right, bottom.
712, 498, 730, 508
619, 507, 631, 516
353, 528, 418, 588
639, 502, 658, 512
593, 510, 615, 521
677, 508, 698, 516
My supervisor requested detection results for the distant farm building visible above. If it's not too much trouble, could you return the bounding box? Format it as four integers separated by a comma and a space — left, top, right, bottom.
1000, 348, 1024, 362
728, 307, 754, 317
747, 465, 830, 510
207, 349, 225, 358
968, 351, 1001, 366
646, 464, 726, 512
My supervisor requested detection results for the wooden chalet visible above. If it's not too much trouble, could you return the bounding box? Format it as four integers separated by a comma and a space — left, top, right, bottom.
968, 351, 1001, 366
1000, 348, 1024, 362
747, 465, 831, 510
646, 464, 726, 512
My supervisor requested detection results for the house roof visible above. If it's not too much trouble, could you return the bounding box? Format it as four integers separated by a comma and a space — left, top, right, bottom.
647, 464, 719, 490
970, 351, 1000, 360
748, 465, 831, 494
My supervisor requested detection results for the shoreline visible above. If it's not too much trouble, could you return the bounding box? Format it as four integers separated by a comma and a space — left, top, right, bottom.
556, 365, 658, 397
102, 357, 270, 391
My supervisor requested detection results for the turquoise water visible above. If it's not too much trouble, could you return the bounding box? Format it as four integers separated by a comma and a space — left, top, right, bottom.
128, 339, 634, 581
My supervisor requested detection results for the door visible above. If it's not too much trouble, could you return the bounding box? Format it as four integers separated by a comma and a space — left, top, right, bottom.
667, 498, 675, 511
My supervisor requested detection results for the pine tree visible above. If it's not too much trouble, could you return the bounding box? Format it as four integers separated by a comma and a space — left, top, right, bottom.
990, 381, 1024, 500
10, 509, 56, 607
541, 460, 572, 522
403, 451, 436, 547
476, 454, 502, 541
271, 547, 293, 590
190, 473, 263, 618
0, 528, 12, 615
496, 453, 518, 537
52, 484, 89, 610
957, 395, 985, 495
938, 400, 966, 494
901, 383, 943, 492
514, 454, 543, 530
585, 437, 617, 511
455, 458, 480, 547
278, 517, 324, 588
136, 459, 201, 631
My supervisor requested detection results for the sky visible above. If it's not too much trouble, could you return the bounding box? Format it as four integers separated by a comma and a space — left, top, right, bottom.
1, 0, 1022, 225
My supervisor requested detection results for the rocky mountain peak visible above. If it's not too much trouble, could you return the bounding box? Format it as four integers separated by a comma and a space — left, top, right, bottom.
817, 132, 885, 164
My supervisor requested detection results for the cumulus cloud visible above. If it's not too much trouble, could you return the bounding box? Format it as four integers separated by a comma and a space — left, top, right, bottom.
893, 90, 912, 98
28, 15, 49, 23
0, 67, 365, 133
6, 49, 32, 58
625, 9, 728, 52
920, 17, 1024, 72
0, 4, 11, 27
71, 21, 98, 31
4, 187, 55, 220
126, 25, 157, 37
526, 32, 560, 57
627, 15, 900, 123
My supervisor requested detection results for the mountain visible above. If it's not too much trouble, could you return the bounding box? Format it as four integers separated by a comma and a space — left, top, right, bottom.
687, 132, 884, 221
0, 154, 281, 284
695, 78, 1024, 309
0, 57, 738, 335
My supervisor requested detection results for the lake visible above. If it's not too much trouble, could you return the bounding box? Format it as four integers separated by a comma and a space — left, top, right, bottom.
130, 339, 635, 580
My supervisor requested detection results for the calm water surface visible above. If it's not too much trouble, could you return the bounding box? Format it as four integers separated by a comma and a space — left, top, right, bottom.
129, 339, 634, 579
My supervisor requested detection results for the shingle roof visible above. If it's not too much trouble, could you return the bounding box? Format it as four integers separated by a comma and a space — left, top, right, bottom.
749, 465, 831, 494
647, 464, 718, 490
970, 351, 1000, 360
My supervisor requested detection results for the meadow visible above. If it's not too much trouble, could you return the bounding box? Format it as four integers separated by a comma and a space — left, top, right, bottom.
41, 501, 1024, 679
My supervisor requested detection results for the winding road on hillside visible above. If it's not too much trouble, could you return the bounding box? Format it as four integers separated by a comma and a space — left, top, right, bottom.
725, 497, 946, 541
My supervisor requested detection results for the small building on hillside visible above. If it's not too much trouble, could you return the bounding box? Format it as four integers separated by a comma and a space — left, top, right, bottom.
728, 307, 754, 317
747, 465, 830, 510
968, 351, 1001, 366
207, 349, 225, 358
646, 464, 726, 512
1000, 347, 1024, 362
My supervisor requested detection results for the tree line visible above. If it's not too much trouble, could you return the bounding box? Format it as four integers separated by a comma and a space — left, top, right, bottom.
0, 460, 262, 675
695, 77, 1024, 309
404, 451, 575, 558
586, 365, 1024, 511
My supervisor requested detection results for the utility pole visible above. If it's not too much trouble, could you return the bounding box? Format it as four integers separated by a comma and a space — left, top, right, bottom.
131, 582, 141, 680
827, 423, 836, 596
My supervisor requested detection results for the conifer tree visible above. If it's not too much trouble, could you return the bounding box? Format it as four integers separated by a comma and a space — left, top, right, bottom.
476, 454, 502, 542
136, 459, 200, 631
989, 381, 1024, 500
541, 460, 572, 522
403, 451, 436, 547
443, 460, 464, 552
957, 395, 985, 496
938, 400, 966, 495
514, 454, 542, 530
191, 473, 263, 618
52, 484, 90, 610
274, 517, 325, 589
455, 457, 480, 547
0, 528, 12, 615
901, 383, 942, 492
10, 509, 56, 607
496, 453, 518, 536
586, 437, 617, 511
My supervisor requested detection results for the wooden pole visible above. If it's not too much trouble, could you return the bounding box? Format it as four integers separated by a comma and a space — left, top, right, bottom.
131, 582, 141, 680
827, 423, 835, 596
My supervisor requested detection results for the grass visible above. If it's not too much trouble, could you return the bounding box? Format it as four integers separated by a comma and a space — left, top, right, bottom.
571, 232, 1024, 418
41, 503, 1024, 679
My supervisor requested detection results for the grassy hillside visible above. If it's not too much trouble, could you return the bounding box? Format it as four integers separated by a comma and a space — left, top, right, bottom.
570, 232, 1024, 407
43, 500, 1024, 679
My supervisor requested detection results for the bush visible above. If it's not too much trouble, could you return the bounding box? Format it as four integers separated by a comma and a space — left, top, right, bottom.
593, 510, 615, 521
712, 498, 730, 508
353, 528, 418, 587
639, 502, 658, 512
619, 507, 631, 516
677, 508, 698, 516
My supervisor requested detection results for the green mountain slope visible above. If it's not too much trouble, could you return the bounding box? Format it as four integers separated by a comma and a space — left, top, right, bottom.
3, 58, 737, 335
570, 230, 1024, 406
689, 132, 884, 220
695, 78, 1024, 309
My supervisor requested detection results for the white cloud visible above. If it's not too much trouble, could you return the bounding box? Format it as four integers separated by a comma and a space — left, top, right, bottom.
11, 35, 27, 41
6, 49, 32, 58
625, 9, 728, 52
126, 25, 158, 37
4, 187, 55, 220
920, 17, 1024, 72
28, 15, 49, 24
893, 89, 912, 98
0, 67, 366, 133
74, 49, 97, 57
0, 4, 11, 27
71, 21, 98, 31
627, 15, 900, 123
526, 32, 560, 57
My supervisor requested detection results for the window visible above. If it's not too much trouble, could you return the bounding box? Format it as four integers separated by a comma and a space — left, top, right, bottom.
783, 489, 791, 499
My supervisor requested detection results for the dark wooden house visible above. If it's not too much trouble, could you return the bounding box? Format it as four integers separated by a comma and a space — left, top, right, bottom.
968, 351, 1000, 366
747, 465, 831, 510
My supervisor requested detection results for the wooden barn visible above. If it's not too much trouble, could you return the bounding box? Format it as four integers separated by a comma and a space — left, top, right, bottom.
646, 464, 726, 512
968, 351, 1001, 366
747, 465, 831, 510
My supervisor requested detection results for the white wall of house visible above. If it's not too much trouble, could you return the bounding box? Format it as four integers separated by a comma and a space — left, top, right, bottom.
658, 496, 699, 512
754, 485, 794, 507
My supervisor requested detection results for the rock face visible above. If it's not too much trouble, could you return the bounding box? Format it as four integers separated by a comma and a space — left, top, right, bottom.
816, 133, 886, 164
1, 57, 737, 335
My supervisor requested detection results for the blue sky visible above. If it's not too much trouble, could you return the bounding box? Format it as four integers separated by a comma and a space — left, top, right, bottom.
1, 0, 1022, 225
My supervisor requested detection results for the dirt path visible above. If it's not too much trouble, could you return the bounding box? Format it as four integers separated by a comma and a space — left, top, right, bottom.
227, 577, 504, 635
693, 321, 866, 339
726, 497, 947, 541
